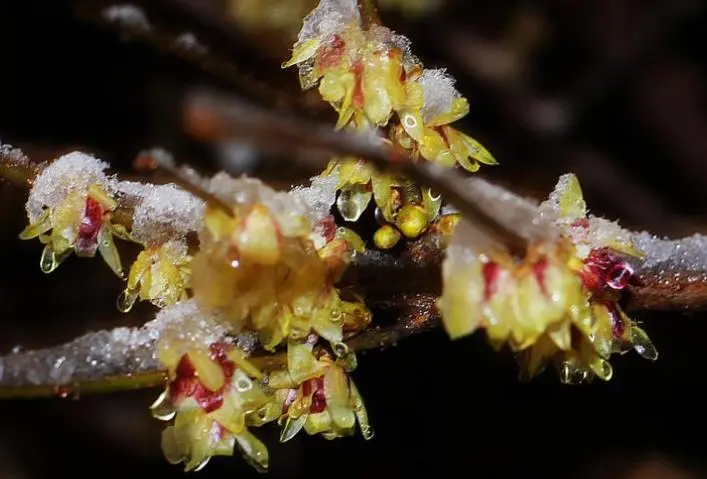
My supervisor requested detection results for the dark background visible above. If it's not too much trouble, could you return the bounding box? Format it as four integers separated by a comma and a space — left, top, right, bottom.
0, 0, 706, 477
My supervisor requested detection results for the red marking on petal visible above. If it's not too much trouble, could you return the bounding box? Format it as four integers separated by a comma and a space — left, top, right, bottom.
352, 60, 365, 109
76, 196, 104, 252
316, 216, 337, 243
317, 35, 346, 70
571, 218, 589, 229
168, 342, 238, 414
532, 258, 549, 296
310, 377, 327, 413
580, 247, 634, 296
482, 262, 502, 302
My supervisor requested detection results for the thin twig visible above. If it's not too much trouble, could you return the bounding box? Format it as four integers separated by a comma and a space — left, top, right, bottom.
0, 294, 438, 399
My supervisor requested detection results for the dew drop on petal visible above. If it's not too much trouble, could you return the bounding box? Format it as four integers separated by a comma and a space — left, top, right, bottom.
336, 187, 372, 222
40, 245, 59, 273
116, 288, 139, 313
150, 390, 177, 421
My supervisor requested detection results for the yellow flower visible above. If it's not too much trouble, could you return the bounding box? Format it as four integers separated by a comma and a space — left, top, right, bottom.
152, 341, 273, 472
191, 184, 371, 351
117, 240, 192, 312
439, 174, 657, 383
283, 12, 498, 243
19, 183, 131, 276
268, 343, 373, 442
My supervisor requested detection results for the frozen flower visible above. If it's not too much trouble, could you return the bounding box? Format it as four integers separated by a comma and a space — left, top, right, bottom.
190, 175, 371, 351
268, 343, 373, 441
20, 152, 133, 276
117, 240, 192, 312
439, 174, 657, 384
283, 0, 497, 243
152, 341, 273, 472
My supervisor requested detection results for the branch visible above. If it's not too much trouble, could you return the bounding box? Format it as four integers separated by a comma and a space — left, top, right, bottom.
69, 0, 320, 115
0, 294, 438, 398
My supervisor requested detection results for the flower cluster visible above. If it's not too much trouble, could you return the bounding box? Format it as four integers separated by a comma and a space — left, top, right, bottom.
439, 174, 657, 383
283, 0, 496, 248
19, 149, 373, 471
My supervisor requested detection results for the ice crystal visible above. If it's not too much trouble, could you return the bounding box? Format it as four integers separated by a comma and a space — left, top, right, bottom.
632, 232, 707, 276
296, 0, 359, 45
289, 173, 339, 224
101, 4, 150, 32
0, 300, 262, 387
129, 183, 205, 245
418, 69, 461, 123
26, 151, 113, 223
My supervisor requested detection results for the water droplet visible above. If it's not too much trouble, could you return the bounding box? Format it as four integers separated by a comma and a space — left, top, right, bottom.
336, 187, 372, 222
192, 457, 211, 472
150, 390, 177, 421
116, 288, 139, 313
40, 245, 58, 273
332, 342, 349, 358
558, 362, 588, 385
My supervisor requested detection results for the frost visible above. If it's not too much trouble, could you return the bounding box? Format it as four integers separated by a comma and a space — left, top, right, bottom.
631, 232, 707, 275
174, 32, 208, 54
101, 4, 150, 32
296, 0, 360, 45
207, 172, 311, 238
26, 151, 113, 223
460, 177, 558, 243
418, 69, 461, 123
0, 142, 31, 169
128, 183, 205, 245
289, 173, 338, 224
0, 300, 260, 387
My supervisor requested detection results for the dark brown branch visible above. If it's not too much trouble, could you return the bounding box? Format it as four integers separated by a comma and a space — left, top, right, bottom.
182, 89, 539, 256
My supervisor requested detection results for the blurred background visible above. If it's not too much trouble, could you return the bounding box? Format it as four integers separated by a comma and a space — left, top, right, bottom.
1, 0, 707, 477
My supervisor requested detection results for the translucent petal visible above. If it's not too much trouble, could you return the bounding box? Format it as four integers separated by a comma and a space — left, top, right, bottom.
349, 380, 374, 440
279, 414, 307, 443
19, 210, 52, 240
282, 37, 321, 68
304, 412, 331, 435
235, 431, 269, 472
631, 326, 658, 361
422, 186, 442, 223
237, 204, 282, 265
398, 109, 424, 142
557, 173, 586, 219
287, 342, 327, 384
97, 226, 124, 278
371, 172, 397, 222
427, 97, 470, 127
189, 350, 226, 392
362, 74, 393, 126
459, 129, 498, 166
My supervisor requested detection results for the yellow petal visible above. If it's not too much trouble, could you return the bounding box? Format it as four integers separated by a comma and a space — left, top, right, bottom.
235, 204, 282, 265
282, 37, 321, 68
